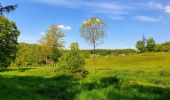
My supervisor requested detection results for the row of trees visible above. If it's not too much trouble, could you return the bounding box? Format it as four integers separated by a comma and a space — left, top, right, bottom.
14, 43, 138, 67
136, 35, 170, 52
83, 49, 136, 56
1, 18, 88, 77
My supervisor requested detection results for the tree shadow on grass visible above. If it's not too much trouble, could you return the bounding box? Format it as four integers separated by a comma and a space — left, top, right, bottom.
106, 82, 170, 100
0, 75, 170, 100
0, 68, 36, 72
0, 75, 79, 100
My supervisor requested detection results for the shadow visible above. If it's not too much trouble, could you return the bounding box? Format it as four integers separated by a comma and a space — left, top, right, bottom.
0, 75, 79, 100
0, 75, 170, 100
0, 68, 36, 72
106, 83, 170, 100
82, 76, 120, 90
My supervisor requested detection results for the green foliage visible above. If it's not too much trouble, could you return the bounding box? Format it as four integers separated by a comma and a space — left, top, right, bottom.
0, 16, 20, 68
80, 50, 90, 59
136, 36, 156, 52
39, 24, 65, 65
14, 43, 41, 67
59, 42, 88, 78
146, 38, 156, 52
80, 16, 107, 46
0, 3, 17, 16
136, 40, 145, 53
84, 49, 137, 56
154, 42, 170, 52
80, 16, 107, 72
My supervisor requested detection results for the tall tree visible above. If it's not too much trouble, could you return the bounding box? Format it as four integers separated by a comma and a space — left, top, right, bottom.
80, 16, 107, 72
0, 16, 20, 68
0, 3, 17, 16
40, 24, 65, 65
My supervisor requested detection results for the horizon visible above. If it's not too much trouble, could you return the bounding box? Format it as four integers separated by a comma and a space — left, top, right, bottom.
2, 0, 170, 49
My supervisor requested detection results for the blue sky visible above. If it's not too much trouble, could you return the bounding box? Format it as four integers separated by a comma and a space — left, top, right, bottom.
2, 0, 170, 49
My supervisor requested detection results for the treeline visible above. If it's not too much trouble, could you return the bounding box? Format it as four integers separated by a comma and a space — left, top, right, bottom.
136, 35, 170, 53
154, 42, 170, 52
83, 49, 137, 56
12, 43, 137, 67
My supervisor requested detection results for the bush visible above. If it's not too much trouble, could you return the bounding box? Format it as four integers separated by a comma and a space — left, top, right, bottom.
58, 42, 88, 78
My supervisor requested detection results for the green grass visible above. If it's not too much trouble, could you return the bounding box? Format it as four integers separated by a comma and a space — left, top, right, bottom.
0, 52, 170, 100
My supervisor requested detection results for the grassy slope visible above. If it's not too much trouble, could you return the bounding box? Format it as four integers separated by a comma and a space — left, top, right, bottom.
0, 52, 170, 100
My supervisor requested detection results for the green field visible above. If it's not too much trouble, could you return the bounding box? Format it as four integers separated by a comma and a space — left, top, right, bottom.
0, 52, 170, 100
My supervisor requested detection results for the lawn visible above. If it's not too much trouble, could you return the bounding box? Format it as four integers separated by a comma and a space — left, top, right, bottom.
0, 52, 170, 100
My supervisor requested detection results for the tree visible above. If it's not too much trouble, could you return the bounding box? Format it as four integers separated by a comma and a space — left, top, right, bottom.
136, 35, 147, 53
39, 24, 65, 65
146, 38, 156, 52
14, 43, 40, 67
0, 3, 17, 16
0, 16, 20, 68
136, 41, 145, 53
80, 16, 107, 72
59, 42, 88, 78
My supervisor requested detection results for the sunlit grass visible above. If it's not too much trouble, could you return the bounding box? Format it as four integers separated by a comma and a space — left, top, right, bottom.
0, 52, 170, 99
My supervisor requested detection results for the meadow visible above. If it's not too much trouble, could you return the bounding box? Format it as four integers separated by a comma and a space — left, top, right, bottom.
0, 52, 170, 100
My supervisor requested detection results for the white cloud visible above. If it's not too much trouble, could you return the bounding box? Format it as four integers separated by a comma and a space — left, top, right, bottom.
32, 0, 76, 7
165, 6, 170, 14
40, 32, 45, 35
30, 0, 128, 19
147, 2, 163, 9
58, 25, 72, 30
136, 16, 160, 23
147, 2, 170, 14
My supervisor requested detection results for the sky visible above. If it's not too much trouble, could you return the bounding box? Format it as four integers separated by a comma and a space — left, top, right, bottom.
1, 0, 170, 49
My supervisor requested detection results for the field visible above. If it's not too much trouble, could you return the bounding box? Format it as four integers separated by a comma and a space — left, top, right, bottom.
0, 52, 170, 100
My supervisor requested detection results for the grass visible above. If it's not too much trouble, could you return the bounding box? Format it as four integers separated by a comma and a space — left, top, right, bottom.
0, 52, 170, 100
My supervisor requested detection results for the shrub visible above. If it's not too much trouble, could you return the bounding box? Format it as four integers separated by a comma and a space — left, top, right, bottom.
58, 42, 88, 78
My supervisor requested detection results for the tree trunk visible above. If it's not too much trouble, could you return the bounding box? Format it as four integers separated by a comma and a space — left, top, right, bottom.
93, 44, 96, 72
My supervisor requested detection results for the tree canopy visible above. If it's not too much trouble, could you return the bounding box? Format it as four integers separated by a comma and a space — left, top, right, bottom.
0, 16, 20, 68
0, 3, 17, 16
80, 16, 107, 72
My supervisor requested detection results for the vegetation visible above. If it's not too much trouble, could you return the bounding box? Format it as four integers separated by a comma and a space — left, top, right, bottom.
0, 52, 170, 99
80, 16, 107, 72
14, 43, 40, 67
0, 16, 20, 69
39, 24, 65, 66
136, 35, 156, 53
0, 2, 17, 16
58, 42, 88, 79
1, 1, 170, 100
154, 41, 170, 52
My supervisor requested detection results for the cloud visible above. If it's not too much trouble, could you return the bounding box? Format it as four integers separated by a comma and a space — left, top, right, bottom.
165, 6, 170, 14
147, 2, 170, 14
136, 16, 160, 23
32, 0, 76, 7
147, 2, 163, 9
30, 0, 128, 20
40, 32, 45, 35
58, 25, 72, 30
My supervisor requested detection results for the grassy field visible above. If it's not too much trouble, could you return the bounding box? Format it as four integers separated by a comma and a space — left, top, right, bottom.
0, 52, 170, 100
